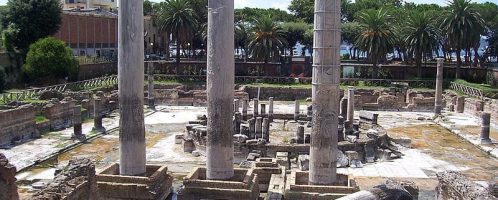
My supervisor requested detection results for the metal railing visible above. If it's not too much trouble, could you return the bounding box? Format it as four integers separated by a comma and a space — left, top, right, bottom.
76, 57, 117, 65
450, 82, 485, 99
0, 76, 118, 104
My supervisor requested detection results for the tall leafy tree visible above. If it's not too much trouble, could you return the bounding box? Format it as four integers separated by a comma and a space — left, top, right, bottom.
248, 16, 288, 63
355, 9, 396, 78
157, 0, 198, 74
1, 0, 62, 54
404, 12, 440, 77
235, 22, 251, 61
342, 22, 362, 59
441, 0, 485, 78
281, 22, 309, 57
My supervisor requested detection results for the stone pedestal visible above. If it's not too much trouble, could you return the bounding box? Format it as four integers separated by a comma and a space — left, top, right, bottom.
284, 171, 358, 199
242, 99, 249, 120
456, 97, 465, 113
72, 105, 85, 141
256, 117, 263, 138
269, 97, 274, 122
97, 164, 172, 200
262, 118, 270, 142
480, 112, 492, 144
93, 97, 105, 133
340, 98, 348, 119
261, 104, 267, 118
234, 112, 242, 135
294, 100, 300, 121
179, 167, 259, 200
252, 158, 283, 192
296, 125, 305, 144
234, 99, 240, 114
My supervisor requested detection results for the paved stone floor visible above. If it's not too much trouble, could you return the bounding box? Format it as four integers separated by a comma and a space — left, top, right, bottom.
5, 103, 498, 199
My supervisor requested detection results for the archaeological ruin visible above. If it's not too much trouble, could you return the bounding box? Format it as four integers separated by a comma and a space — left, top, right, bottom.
0, 0, 497, 200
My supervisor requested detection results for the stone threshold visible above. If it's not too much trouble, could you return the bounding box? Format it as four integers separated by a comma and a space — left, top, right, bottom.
284, 171, 359, 200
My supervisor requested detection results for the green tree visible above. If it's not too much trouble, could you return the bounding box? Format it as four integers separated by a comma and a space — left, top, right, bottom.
23, 37, 78, 83
156, 0, 198, 74
441, 0, 485, 78
0, 66, 5, 92
355, 9, 396, 78
144, 0, 154, 15
248, 16, 288, 63
1, 0, 62, 54
288, 0, 315, 23
281, 22, 309, 57
235, 8, 293, 24
404, 12, 439, 77
235, 23, 252, 61
475, 2, 498, 63
342, 22, 362, 59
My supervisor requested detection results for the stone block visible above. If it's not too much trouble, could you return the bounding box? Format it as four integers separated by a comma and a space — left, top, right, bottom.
284, 171, 359, 199
298, 155, 309, 171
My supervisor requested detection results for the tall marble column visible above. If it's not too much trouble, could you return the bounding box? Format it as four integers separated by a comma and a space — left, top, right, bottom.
309, 0, 340, 185
435, 58, 444, 115
147, 62, 155, 109
268, 97, 274, 122
206, 0, 235, 180
118, 0, 146, 176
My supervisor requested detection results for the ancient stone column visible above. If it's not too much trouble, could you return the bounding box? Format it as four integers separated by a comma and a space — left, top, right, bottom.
147, 62, 155, 109
253, 99, 259, 117
309, 0, 340, 185
206, 0, 235, 180
248, 118, 255, 138
268, 97, 274, 122
480, 112, 492, 144
118, 0, 146, 176
234, 99, 240, 114
347, 86, 355, 123
255, 117, 263, 139
73, 105, 83, 139
456, 96, 465, 113
93, 97, 105, 133
294, 100, 300, 121
234, 112, 241, 135
261, 103, 267, 118
435, 58, 444, 115
340, 97, 348, 119
242, 99, 249, 120
262, 118, 270, 142
296, 125, 305, 144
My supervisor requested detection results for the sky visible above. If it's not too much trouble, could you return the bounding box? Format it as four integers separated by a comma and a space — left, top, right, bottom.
0, 0, 497, 9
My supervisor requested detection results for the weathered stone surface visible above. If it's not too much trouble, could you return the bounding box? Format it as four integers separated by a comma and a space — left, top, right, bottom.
0, 153, 19, 200
0, 105, 36, 146
298, 155, 309, 171
42, 99, 76, 131
437, 171, 496, 200
32, 158, 97, 200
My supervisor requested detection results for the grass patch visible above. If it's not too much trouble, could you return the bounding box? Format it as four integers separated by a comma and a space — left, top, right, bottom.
454, 79, 498, 98
35, 115, 49, 123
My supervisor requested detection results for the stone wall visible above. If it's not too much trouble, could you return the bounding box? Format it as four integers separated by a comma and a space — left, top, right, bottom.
436, 171, 496, 200
78, 62, 117, 80
0, 153, 19, 200
0, 105, 36, 146
484, 99, 498, 123
42, 98, 76, 131
32, 158, 97, 200
244, 86, 312, 101
464, 98, 485, 116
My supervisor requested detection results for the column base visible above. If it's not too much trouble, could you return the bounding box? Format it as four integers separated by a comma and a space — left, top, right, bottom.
480, 138, 492, 145
96, 163, 172, 200
284, 171, 358, 200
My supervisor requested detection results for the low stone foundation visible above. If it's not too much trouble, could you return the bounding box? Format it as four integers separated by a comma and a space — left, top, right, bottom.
252, 158, 284, 192
32, 158, 97, 200
0, 104, 36, 146
436, 171, 496, 199
0, 153, 19, 200
284, 171, 359, 199
179, 167, 260, 200
96, 163, 173, 200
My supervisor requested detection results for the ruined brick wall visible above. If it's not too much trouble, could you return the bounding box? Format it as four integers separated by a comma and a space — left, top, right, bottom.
0, 153, 19, 200
464, 98, 485, 116
0, 105, 36, 146
32, 158, 97, 200
484, 99, 498, 123
42, 99, 76, 131
436, 171, 497, 200
244, 87, 312, 100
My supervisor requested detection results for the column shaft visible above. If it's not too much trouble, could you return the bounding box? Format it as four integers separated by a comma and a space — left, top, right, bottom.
435, 58, 444, 115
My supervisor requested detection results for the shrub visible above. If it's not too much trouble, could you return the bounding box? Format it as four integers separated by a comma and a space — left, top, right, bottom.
23, 37, 78, 83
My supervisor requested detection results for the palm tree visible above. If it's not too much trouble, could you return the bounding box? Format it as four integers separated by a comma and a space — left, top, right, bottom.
156, 0, 197, 74
404, 12, 440, 78
441, 0, 485, 78
235, 22, 251, 62
248, 15, 288, 74
355, 9, 396, 78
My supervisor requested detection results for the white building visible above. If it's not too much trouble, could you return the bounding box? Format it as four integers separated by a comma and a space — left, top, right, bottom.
61, 0, 117, 11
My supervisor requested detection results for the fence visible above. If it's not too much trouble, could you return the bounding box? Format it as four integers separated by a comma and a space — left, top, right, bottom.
0, 76, 117, 104
450, 82, 485, 99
